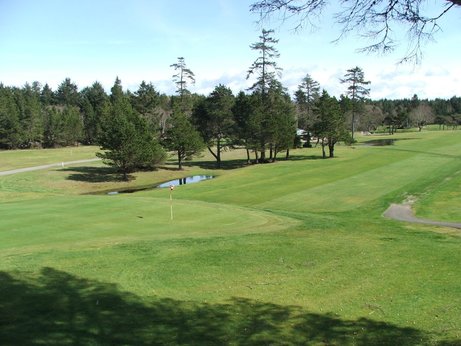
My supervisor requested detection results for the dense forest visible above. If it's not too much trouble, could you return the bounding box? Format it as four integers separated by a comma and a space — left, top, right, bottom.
1, 77, 459, 149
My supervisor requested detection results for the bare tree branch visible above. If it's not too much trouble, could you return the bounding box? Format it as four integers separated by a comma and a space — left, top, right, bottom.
250, 0, 460, 63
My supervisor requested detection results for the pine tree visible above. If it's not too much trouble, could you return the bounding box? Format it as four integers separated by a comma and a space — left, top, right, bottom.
97, 79, 165, 180
80, 82, 108, 144
170, 57, 195, 114
192, 85, 235, 168
313, 90, 350, 158
340, 66, 370, 141
295, 74, 320, 130
18, 83, 43, 147
56, 78, 80, 106
246, 29, 282, 95
163, 112, 204, 170
132, 81, 162, 130
0, 86, 21, 149
246, 29, 283, 162
265, 79, 296, 161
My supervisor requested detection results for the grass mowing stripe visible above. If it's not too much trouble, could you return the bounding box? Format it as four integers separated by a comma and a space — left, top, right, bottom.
257, 149, 460, 213
415, 168, 461, 222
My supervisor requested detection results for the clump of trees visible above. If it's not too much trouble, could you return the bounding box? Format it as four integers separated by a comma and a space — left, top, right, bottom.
242, 29, 296, 162
1, 31, 460, 178
96, 78, 165, 180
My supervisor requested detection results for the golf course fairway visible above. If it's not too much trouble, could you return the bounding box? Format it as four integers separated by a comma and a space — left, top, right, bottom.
1, 130, 460, 345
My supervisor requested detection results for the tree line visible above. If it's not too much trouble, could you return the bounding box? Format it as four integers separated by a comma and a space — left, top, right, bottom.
1, 30, 460, 178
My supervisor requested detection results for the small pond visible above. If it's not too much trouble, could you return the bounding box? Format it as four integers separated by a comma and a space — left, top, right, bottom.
107, 175, 214, 195
157, 175, 214, 188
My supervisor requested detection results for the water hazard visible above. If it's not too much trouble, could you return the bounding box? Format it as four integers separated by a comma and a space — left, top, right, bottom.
157, 175, 214, 188
107, 175, 214, 195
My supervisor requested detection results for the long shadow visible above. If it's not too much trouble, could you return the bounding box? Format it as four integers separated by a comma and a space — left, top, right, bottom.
182, 158, 250, 170
285, 154, 325, 161
361, 137, 419, 146
184, 154, 326, 170
390, 147, 461, 159
1, 268, 454, 345
62, 166, 132, 183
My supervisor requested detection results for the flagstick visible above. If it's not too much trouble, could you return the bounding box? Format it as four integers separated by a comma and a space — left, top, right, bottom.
169, 185, 174, 220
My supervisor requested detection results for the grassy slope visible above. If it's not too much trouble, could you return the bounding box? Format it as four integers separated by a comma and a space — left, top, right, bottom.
0, 145, 99, 171
1, 130, 460, 344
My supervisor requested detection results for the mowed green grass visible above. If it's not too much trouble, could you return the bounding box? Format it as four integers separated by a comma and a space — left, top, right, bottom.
0, 145, 99, 171
1, 130, 460, 344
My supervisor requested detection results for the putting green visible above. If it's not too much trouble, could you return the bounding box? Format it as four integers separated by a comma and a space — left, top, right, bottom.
0, 194, 299, 257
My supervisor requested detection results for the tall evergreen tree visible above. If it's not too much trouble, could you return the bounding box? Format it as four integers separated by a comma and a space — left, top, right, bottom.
56, 78, 80, 106
340, 66, 370, 141
17, 83, 43, 147
163, 112, 204, 170
313, 90, 350, 158
170, 57, 195, 114
97, 79, 165, 180
246, 29, 282, 161
60, 106, 83, 146
0, 86, 21, 149
265, 79, 297, 161
232, 91, 263, 163
132, 81, 162, 130
40, 84, 56, 106
192, 85, 235, 168
80, 82, 109, 144
42, 106, 83, 147
246, 29, 282, 95
295, 73, 320, 130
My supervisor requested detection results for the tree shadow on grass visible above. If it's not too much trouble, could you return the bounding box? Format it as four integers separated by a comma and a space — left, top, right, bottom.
182, 154, 327, 170
62, 166, 133, 183
285, 154, 325, 161
183, 158, 250, 170
1, 268, 453, 345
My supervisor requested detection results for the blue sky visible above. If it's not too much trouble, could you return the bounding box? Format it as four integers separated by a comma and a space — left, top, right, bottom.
1, 0, 459, 99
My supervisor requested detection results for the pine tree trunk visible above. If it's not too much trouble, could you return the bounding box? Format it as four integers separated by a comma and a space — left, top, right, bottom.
216, 138, 221, 168
178, 150, 182, 170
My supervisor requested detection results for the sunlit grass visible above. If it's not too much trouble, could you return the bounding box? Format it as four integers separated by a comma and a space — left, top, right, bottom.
1, 129, 460, 343
0, 145, 99, 171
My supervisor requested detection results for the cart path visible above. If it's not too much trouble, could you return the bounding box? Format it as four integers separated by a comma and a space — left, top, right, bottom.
0, 158, 100, 176
384, 203, 461, 229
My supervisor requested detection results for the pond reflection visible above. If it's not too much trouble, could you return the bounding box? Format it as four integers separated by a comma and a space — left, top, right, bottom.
157, 175, 214, 188
106, 175, 214, 195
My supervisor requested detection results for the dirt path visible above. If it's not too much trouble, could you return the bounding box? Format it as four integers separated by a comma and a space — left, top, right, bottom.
384, 203, 461, 229
0, 158, 100, 176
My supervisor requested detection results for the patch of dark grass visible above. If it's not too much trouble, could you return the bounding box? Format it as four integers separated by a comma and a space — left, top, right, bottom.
0, 268, 449, 345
